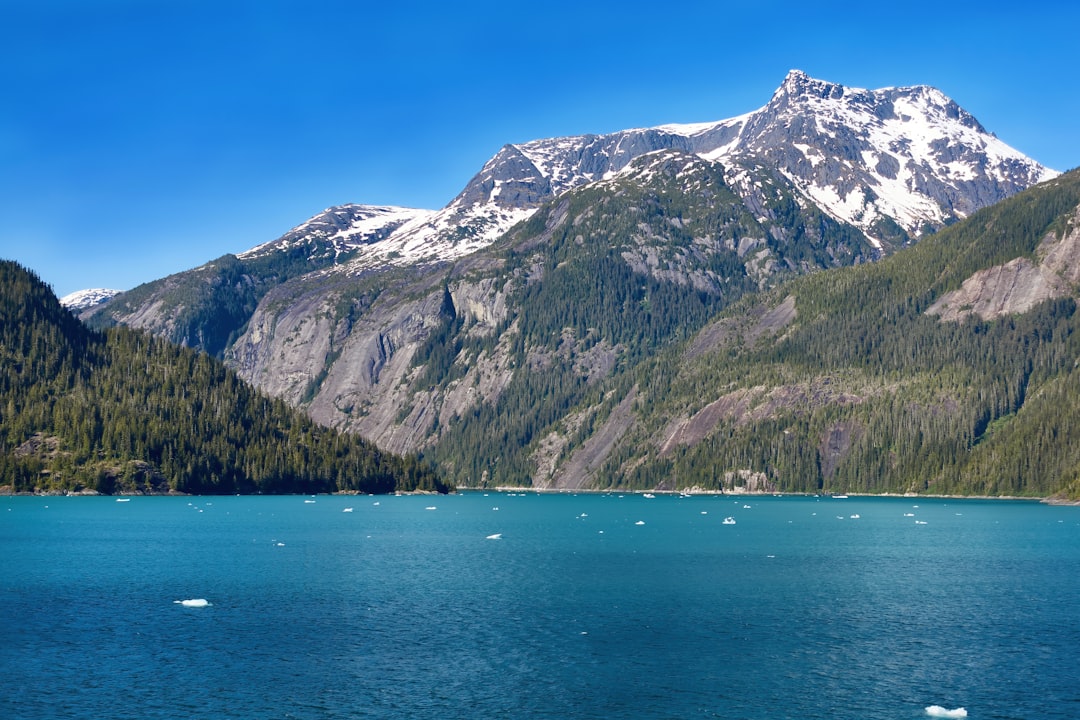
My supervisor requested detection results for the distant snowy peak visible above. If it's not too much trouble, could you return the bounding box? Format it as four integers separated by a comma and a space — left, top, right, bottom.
60, 288, 121, 311
238, 204, 435, 262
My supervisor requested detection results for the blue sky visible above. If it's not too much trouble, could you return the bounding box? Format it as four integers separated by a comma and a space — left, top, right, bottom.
3, 1, 1078, 298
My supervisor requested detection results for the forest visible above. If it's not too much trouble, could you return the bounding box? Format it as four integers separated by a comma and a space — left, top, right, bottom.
0, 261, 449, 495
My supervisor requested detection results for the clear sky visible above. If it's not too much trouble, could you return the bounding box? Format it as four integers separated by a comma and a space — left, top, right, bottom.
3, 1, 1077, 298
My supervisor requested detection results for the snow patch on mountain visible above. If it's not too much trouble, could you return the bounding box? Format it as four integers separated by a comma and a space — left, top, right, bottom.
60, 288, 121, 311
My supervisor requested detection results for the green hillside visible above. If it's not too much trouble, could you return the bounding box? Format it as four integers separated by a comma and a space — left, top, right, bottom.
607, 168, 1080, 498
0, 261, 449, 495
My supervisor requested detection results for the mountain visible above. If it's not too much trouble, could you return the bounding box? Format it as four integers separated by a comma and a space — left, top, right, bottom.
83, 71, 1055, 348
0, 261, 449, 495
349, 68, 1054, 271
71, 71, 1075, 497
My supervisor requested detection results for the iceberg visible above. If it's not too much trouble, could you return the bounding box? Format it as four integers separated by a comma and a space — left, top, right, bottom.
925, 706, 967, 718
174, 598, 211, 608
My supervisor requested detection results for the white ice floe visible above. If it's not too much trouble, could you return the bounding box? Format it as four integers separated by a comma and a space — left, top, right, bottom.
635, 520, 645, 525
925, 706, 967, 718
342, 507, 353, 513
174, 598, 211, 608
486, 533, 502, 540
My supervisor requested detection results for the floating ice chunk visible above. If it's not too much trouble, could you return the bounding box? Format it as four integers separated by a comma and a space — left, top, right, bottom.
425, 506, 437, 510
925, 706, 967, 718
486, 533, 502, 540
635, 520, 645, 525
116, 498, 130, 502
174, 598, 210, 608
342, 507, 353, 513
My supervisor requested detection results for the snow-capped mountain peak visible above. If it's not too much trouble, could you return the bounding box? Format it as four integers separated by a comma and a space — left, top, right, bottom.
721, 69, 1058, 241
237, 71, 1056, 277
60, 288, 122, 311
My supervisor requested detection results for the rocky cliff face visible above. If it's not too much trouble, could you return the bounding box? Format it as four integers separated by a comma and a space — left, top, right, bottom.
927, 202, 1080, 321
226, 254, 517, 454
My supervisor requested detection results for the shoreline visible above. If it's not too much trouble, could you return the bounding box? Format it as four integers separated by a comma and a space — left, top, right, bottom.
463, 486, 1078, 505
4, 486, 1076, 505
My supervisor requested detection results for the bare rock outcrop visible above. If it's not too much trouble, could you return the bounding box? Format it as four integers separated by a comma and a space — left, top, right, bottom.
927, 206, 1080, 321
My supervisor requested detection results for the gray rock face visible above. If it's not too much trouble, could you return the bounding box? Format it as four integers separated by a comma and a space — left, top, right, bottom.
927, 204, 1080, 321
451, 145, 552, 209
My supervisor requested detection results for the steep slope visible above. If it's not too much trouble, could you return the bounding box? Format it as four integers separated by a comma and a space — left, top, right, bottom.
0, 261, 448, 495
596, 169, 1080, 498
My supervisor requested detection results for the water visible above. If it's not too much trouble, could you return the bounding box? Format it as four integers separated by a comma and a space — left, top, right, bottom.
2, 493, 1079, 719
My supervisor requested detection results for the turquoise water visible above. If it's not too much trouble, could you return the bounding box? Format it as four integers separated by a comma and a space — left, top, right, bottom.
2, 493, 1079, 719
